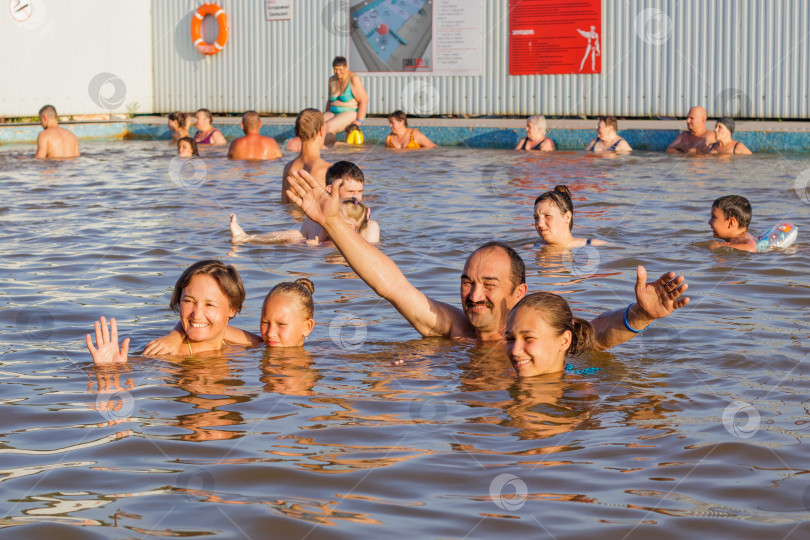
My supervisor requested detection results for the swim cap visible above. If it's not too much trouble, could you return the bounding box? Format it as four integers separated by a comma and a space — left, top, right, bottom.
347, 129, 364, 145
717, 117, 735, 135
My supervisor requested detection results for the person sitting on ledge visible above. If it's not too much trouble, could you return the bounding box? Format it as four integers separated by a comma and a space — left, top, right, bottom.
34, 105, 80, 159
516, 115, 556, 152
586, 116, 632, 153
228, 111, 282, 160
666, 106, 716, 154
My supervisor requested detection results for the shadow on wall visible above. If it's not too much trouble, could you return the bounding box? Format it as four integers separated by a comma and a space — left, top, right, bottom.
174, 9, 203, 63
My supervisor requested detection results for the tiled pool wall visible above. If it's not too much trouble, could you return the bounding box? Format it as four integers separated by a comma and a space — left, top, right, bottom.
4, 121, 810, 153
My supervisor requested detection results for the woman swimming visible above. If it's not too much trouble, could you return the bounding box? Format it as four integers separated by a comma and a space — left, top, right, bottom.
229, 197, 372, 245
385, 110, 436, 149
515, 115, 556, 152
168, 111, 192, 145
87, 260, 246, 364
705, 117, 752, 155
505, 292, 595, 377
533, 185, 606, 248
143, 279, 317, 353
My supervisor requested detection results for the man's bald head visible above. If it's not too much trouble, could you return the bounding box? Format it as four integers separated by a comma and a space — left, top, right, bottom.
38, 105, 57, 120
686, 106, 708, 134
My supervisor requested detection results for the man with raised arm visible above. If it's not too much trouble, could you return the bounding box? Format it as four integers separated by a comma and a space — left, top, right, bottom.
227, 111, 283, 160
286, 170, 690, 347
666, 106, 716, 154
281, 109, 332, 204
34, 105, 80, 159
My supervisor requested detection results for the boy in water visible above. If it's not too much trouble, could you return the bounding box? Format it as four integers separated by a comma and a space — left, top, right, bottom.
708, 195, 757, 253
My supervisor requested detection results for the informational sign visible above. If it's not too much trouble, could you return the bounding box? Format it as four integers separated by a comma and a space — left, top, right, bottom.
265, 0, 291, 21
508, 0, 602, 75
349, 0, 482, 75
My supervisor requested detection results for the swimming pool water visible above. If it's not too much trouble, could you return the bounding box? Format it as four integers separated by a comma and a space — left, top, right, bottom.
1, 141, 810, 538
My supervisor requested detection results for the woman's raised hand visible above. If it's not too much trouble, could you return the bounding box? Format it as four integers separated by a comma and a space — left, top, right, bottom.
86, 316, 130, 366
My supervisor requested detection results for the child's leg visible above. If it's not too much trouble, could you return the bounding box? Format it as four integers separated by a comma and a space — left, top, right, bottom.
230, 213, 252, 243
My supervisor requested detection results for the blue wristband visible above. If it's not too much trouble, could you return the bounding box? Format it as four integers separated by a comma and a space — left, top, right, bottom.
356, 119, 364, 124
623, 304, 650, 333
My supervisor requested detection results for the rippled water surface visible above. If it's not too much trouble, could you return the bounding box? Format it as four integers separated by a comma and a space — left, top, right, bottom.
2, 141, 810, 538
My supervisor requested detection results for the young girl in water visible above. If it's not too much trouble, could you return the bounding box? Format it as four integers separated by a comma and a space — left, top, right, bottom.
505, 292, 596, 377
230, 197, 370, 245
87, 260, 246, 364
177, 136, 199, 157
533, 185, 606, 249
144, 278, 316, 353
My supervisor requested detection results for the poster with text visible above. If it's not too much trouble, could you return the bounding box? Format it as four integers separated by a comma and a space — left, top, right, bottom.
349, 0, 481, 75
508, 0, 602, 75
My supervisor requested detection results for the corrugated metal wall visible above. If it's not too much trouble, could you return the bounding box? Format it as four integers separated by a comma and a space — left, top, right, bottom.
0, 0, 153, 117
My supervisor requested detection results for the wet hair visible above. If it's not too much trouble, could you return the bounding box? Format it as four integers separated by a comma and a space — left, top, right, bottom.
168, 111, 188, 128
264, 278, 315, 320
295, 108, 324, 142
511, 292, 595, 355
38, 105, 56, 119
332, 56, 348, 68
469, 241, 526, 292
534, 185, 574, 231
242, 110, 261, 131
388, 110, 408, 127
196, 108, 213, 122
177, 136, 199, 156
713, 195, 752, 230
527, 115, 547, 132
599, 116, 618, 132
170, 260, 245, 315
345, 124, 361, 135
717, 117, 736, 135
341, 197, 369, 232
326, 160, 365, 187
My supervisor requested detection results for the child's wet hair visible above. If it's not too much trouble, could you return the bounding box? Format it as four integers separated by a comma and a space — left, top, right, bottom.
170, 260, 245, 315
713, 195, 751, 230
511, 292, 594, 355
344, 124, 361, 134
326, 161, 364, 186
341, 197, 369, 232
264, 278, 315, 320
534, 185, 574, 230
177, 136, 199, 156
295, 108, 324, 142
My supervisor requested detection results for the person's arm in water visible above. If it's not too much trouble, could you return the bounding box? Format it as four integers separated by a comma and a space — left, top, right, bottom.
614, 139, 633, 153
589, 266, 689, 351
227, 139, 238, 160
210, 130, 227, 146
34, 131, 49, 159
412, 129, 437, 148
143, 323, 261, 356
585, 137, 597, 151
515, 137, 528, 150
286, 170, 465, 337
666, 133, 686, 154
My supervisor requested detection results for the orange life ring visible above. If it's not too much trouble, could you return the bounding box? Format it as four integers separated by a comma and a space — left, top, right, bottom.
191, 3, 228, 55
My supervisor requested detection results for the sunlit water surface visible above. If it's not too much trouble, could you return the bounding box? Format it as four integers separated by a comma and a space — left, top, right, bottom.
1, 141, 810, 539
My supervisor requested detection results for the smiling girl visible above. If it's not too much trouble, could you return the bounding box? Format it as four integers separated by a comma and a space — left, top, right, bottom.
505, 292, 595, 377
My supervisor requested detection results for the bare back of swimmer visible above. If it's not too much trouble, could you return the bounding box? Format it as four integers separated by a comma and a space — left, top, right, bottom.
228, 111, 282, 161
281, 109, 331, 203
34, 105, 79, 159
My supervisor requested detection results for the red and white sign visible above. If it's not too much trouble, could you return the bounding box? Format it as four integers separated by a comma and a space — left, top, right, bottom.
509, 0, 602, 75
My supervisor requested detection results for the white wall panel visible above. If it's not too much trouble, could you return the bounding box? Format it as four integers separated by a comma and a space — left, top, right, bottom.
0, 0, 153, 117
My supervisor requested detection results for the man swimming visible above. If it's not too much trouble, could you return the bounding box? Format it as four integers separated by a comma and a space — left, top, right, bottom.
285, 170, 690, 347
666, 106, 716, 154
227, 111, 282, 160
34, 105, 80, 159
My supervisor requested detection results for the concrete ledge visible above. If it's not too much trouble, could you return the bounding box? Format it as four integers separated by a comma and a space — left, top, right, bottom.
0, 121, 128, 144
4, 116, 810, 152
